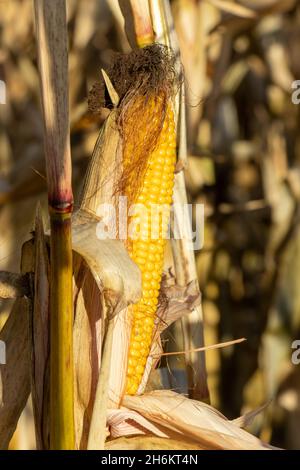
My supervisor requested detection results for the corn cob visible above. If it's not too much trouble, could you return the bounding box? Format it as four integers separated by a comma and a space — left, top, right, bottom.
124, 98, 176, 395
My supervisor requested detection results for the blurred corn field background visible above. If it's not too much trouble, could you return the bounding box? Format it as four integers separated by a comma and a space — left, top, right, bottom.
1, 0, 300, 450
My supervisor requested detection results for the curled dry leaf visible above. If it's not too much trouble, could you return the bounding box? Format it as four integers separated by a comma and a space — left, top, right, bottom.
158, 274, 202, 331
107, 407, 168, 439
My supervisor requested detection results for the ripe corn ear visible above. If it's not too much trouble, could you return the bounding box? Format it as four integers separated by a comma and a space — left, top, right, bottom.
124, 97, 176, 395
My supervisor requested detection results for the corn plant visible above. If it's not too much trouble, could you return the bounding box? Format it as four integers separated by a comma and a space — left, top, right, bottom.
0, 0, 277, 452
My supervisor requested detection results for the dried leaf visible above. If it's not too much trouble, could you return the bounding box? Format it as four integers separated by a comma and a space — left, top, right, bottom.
0, 239, 34, 449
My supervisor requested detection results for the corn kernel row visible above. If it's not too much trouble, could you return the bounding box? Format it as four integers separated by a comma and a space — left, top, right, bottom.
125, 102, 176, 395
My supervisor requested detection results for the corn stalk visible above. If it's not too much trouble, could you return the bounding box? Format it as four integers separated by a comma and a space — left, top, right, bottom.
34, 0, 74, 449
119, 0, 155, 47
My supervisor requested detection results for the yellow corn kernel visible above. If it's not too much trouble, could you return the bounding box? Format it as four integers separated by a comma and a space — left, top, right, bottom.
124, 99, 176, 395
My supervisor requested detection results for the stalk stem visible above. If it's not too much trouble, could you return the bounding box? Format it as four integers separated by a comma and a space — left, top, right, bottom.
131, 0, 155, 46
120, 0, 155, 47
49, 209, 74, 450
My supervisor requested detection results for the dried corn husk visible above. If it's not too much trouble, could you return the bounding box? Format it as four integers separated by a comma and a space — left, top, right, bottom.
138, 277, 201, 394
116, 390, 274, 450
71, 218, 142, 448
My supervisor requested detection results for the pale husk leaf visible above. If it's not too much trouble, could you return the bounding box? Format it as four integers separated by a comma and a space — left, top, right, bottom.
122, 390, 273, 450
72, 219, 142, 313
79, 110, 122, 216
